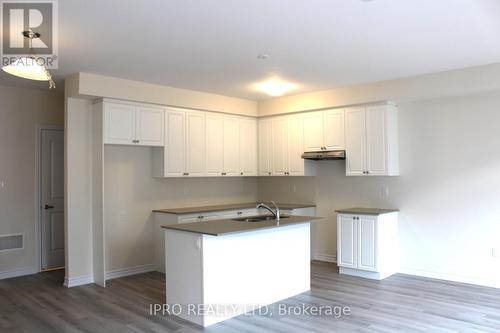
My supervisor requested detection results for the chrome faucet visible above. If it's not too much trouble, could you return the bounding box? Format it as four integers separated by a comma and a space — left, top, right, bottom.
256, 201, 281, 221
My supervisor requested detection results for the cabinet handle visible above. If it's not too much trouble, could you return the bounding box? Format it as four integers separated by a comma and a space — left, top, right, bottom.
132, 139, 139, 143
237, 211, 243, 215
366, 171, 370, 174
198, 215, 204, 220
268, 172, 271, 175
240, 172, 244, 176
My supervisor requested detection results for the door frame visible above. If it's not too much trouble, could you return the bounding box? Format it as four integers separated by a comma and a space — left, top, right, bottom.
35, 124, 64, 272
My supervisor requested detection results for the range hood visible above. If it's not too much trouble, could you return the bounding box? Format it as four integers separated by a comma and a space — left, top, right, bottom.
301, 150, 345, 160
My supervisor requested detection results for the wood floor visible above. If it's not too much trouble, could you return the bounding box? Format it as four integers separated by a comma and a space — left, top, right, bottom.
1, 262, 500, 333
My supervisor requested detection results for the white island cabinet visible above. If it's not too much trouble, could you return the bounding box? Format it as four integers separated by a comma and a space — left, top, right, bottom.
163, 217, 314, 327
337, 208, 399, 280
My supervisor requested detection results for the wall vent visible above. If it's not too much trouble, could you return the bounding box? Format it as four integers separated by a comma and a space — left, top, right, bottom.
0, 234, 23, 252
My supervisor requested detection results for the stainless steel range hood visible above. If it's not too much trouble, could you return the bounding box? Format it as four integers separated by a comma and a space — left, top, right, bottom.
301, 150, 345, 160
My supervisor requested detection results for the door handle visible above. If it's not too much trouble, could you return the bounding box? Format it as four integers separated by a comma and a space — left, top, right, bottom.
44, 204, 54, 210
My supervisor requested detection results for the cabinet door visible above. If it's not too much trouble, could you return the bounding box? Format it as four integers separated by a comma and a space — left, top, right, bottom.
303, 111, 324, 152
205, 114, 224, 176
272, 118, 288, 176
185, 111, 205, 177
239, 118, 257, 176
223, 117, 240, 176
337, 215, 357, 268
324, 109, 345, 150
165, 110, 185, 177
287, 116, 304, 176
135, 106, 164, 146
345, 107, 366, 176
258, 120, 272, 176
358, 216, 377, 271
104, 103, 136, 145
365, 106, 387, 176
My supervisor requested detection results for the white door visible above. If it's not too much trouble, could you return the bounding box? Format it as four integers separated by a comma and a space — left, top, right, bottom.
345, 107, 366, 176
205, 114, 224, 176
258, 120, 272, 176
41, 129, 65, 270
324, 109, 345, 150
165, 110, 186, 177
239, 118, 257, 176
103, 103, 135, 145
287, 116, 304, 176
365, 106, 387, 176
135, 106, 164, 146
272, 118, 288, 176
303, 111, 324, 152
223, 117, 240, 176
337, 215, 357, 269
358, 216, 377, 271
185, 111, 205, 176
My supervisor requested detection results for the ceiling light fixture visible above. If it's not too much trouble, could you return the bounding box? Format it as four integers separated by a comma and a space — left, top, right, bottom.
1, 30, 56, 89
255, 78, 297, 97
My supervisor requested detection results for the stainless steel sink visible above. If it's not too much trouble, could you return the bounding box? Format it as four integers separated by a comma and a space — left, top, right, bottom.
232, 215, 290, 222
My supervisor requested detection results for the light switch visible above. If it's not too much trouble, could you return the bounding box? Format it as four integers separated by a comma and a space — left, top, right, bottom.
493, 248, 499, 258
380, 185, 389, 198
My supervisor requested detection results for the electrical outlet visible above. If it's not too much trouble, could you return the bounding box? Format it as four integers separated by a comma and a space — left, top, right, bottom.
493, 248, 499, 258
0, 179, 5, 189
380, 185, 389, 198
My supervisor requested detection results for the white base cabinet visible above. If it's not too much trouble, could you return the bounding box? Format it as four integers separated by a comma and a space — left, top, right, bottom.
337, 212, 399, 280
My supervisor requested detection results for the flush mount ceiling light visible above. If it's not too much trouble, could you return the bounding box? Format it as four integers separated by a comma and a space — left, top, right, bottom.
254, 78, 297, 97
2, 30, 56, 89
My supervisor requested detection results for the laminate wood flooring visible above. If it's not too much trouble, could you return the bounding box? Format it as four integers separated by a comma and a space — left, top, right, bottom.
1, 262, 499, 332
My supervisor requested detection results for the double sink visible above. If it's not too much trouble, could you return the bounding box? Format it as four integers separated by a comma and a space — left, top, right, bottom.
232, 214, 290, 222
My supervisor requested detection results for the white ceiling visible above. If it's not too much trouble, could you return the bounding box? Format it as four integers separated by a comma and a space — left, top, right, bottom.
1, 0, 500, 100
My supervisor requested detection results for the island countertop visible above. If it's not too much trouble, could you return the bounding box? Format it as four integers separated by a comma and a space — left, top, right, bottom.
153, 202, 316, 215
161, 215, 321, 236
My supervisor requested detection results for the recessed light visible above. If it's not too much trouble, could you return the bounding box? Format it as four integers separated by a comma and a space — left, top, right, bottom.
254, 78, 297, 97
257, 54, 270, 60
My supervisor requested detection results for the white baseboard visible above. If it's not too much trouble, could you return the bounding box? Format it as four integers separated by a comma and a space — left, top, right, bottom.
105, 264, 156, 280
399, 267, 500, 289
0, 265, 38, 280
64, 274, 94, 288
314, 253, 337, 263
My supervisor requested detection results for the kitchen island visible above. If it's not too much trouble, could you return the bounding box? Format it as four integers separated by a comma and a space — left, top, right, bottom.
162, 215, 319, 327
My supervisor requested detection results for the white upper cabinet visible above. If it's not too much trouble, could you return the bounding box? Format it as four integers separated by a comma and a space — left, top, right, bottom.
185, 111, 206, 177
303, 111, 324, 152
104, 102, 164, 146
272, 117, 288, 175
303, 109, 345, 152
205, 114, 224, 176
345, 106, 366, 176
287, 116, 305, 176
164, 109, 186, 177
239, 118, 257, 176
323, 109, 345, 150
135, 106, 165, 146
258, 119, 272, 176
223, 117, 240, 176
345, 104, 399, 176
259, 115, 315, 177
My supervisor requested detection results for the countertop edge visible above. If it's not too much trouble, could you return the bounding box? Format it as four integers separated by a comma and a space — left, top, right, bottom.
153, 202, 316, 215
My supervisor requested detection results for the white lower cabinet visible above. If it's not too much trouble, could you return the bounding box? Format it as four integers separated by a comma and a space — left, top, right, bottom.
337, 212, 398, 279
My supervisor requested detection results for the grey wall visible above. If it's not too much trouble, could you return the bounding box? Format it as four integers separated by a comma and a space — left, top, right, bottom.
0, 85, 64, 277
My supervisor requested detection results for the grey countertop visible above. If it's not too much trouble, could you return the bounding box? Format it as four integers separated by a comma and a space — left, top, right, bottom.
161, 215, 321, 236
335, 207, 399, 215
153, 202, 316, 215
